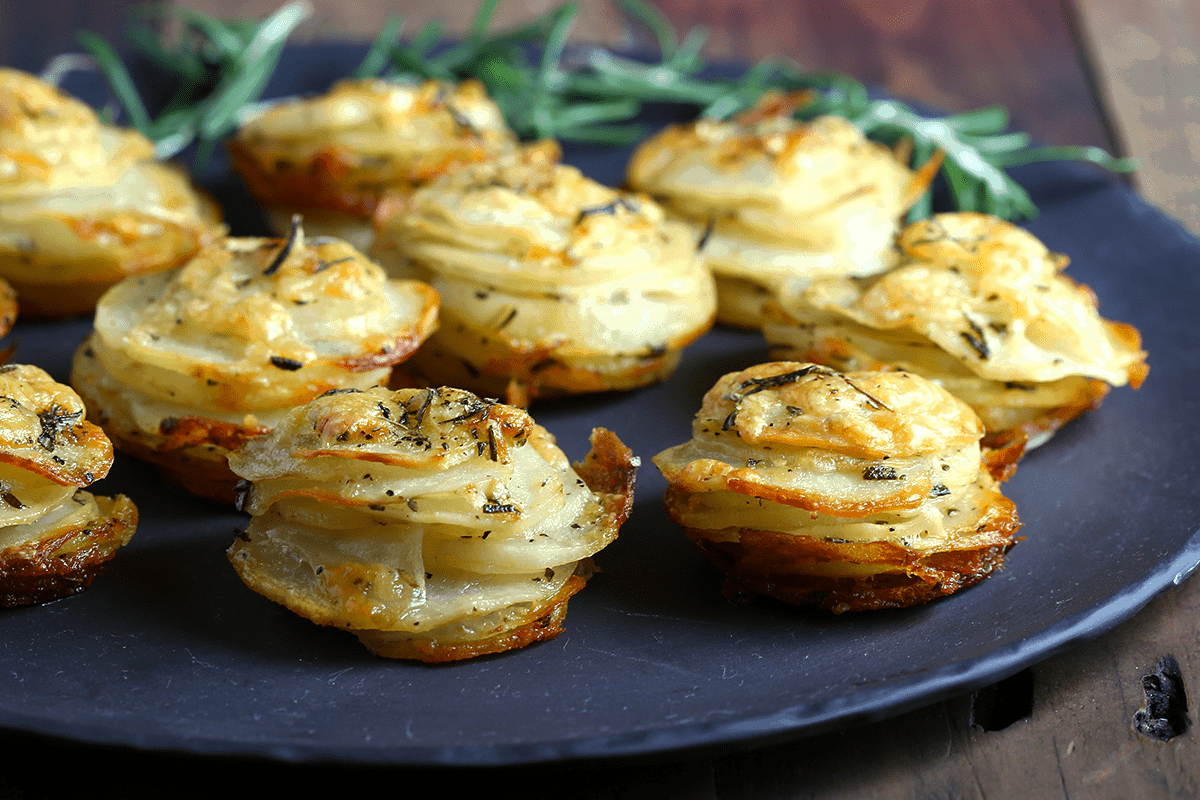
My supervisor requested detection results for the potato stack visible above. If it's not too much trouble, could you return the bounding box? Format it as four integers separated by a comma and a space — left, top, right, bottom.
626, 91, 931, 328
0, 68, 222, 317
654, 361, 1021, 613
765, 213, 1148, 448
227, 386, 637, 661
0, 365, 137, 606
229, 78, 518, 251
71, 222, 438, 503
372, 141, 716, 405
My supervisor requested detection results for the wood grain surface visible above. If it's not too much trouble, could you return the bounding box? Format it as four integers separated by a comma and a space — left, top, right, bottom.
0, 1, 1196, 798
1072, 0, 1200, 233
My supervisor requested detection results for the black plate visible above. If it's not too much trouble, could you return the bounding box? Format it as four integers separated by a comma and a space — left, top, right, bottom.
1, 47, 1198, 766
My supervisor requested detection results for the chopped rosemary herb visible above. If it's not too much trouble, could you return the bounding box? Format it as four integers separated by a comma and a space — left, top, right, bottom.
262, 214, 302, 276
862, 465, 901, 481
269, 356, 303, 371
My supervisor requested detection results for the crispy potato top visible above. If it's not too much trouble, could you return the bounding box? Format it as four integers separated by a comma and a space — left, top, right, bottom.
233, 78, 516, 197
654, 361, 988, 518
626, 91, 913, 219
0, 68, 154, 196
697, 361, 981, 460
232, 385, 541, 473
802, 213, 1149, 387
0, 69, 223, 312
0, 363, 112, 486
373, 142, 714, 361
90, 223, 438, 411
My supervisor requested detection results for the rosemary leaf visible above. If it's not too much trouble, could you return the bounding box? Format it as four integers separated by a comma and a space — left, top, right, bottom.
538, 4, 578, 89
964, 131, 1032, 155
389, 48, 452, 81
197, 2, 310, 141
125, 26, 206, 84
615, 0, 679, 61
408, 21, 445, 58
353, 14, 404, 79
468, 0, 502, 42
991, 145, 1138, 172
552, 98, 640, 127
669, 26, 710, 74
75, 31, 152, 133
941, 105, 1009, 135
171, 7, 250, 61
557, 122, 647, 145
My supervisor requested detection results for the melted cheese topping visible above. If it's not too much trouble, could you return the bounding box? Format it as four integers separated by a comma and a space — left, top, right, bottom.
228, 386, 628, 643
0, 364, 112, 494
654, 362, 984, 522
765, 213, 1148, 440
0, 68, 150, 194
231, 78, 517, 215
81, 225, 438, 426
0, 69, 221, 294
626, 93, 918, 324
0, 366, 130, 579
372, 143, 715, 395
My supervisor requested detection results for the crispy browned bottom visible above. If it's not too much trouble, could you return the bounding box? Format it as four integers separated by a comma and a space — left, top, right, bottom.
0, 495, 139, 607
228, 139, 382, 219
104, 422, 263, 506
689, 528, 1018, 614
356, 575, 587, 662
71, 347, 269, 505
677, 490, 1020, 614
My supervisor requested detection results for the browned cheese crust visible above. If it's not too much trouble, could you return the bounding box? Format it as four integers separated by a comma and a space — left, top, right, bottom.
373, 142, 715, 404
653, 361, 1021, 613
70, 221, 438, 503
229, 78, 517, 249
626, 91, 936, 328
0, 69, 223, 317
764, 212, 1148, 450
227, 386, 637, 661
0, 365, 137, 605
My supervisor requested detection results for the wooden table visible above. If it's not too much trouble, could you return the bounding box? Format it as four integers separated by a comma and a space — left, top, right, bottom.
1, 2, 1197, 797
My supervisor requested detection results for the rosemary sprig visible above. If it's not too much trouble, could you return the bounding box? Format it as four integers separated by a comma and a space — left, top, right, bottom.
74, 0, 312, 167
73, 0, 1133, 219
361, 0, 1133, 217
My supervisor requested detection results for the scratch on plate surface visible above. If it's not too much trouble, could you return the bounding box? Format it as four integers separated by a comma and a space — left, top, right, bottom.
185, 649, 215, 669
583, 646, 707, 680
327, 667, 354, 684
